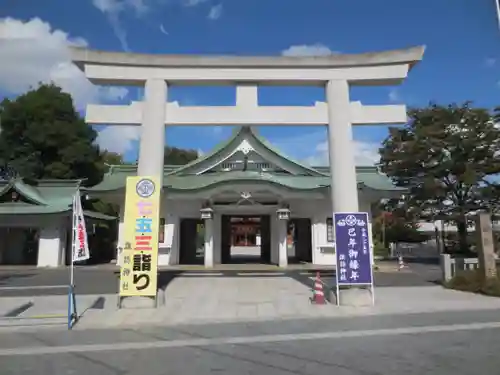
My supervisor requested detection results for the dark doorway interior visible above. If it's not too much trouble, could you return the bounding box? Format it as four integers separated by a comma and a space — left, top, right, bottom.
0, 228, 39, 265
179, 218, 205, 265
289, 218, 313, 263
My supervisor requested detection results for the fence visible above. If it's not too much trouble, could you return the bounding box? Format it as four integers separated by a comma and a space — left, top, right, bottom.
392, 241, 440, 259
440, 254, 483, 282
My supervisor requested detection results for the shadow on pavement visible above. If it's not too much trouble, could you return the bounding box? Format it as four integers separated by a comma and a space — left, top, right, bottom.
0, 273, 36, 286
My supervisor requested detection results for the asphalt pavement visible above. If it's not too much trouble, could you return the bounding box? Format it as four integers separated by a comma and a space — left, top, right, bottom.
0, 308, 499, 374
0, 262, 442, 297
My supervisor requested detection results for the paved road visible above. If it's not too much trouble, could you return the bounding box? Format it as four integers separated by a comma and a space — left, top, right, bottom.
1, 308, 499, 374
0, 263, 442, 297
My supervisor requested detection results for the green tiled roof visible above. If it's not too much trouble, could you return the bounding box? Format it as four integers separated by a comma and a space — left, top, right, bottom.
87, 167, 403, 193
87, 126, 402, 194
168, 127, 326, 177
0, 178, 81, 215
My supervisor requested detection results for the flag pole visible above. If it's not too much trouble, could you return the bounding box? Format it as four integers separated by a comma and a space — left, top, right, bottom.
68, 191, 77, 329
69, 187, 90, 329
70, 192, 77, 287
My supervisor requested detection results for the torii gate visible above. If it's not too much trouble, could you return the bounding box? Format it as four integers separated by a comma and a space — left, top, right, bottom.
72, 45, 424, 214
71, 46, 424, 306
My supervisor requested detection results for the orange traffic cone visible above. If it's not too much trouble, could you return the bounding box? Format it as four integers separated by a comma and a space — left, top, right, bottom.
311, 271, 326, 305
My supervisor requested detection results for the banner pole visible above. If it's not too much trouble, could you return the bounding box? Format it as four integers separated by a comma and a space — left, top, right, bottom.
370, 239, 376, 306
68, 193, 77, 329
333, 213, 340, 306
70, 193, 76, 287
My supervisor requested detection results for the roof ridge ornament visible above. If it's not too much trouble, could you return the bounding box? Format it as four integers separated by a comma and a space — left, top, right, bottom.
237, 139, 254, 155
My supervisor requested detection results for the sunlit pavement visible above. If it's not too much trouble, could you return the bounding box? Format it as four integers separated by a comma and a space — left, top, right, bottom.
1, 309, 500, 374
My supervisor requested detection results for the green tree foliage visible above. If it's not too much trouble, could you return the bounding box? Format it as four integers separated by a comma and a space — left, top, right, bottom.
379, 102, 500, 254
101, 150, 124, 167
0, 84, 103, 186
372, 199, 427, 246
164, 146, 198, 165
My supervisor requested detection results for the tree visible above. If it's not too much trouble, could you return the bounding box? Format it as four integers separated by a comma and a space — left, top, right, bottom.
0, 84, 104, 185
379, 102, 500, 254
372, 199, 427, 246
164, 146, 198, 165
101, 150, 124, 166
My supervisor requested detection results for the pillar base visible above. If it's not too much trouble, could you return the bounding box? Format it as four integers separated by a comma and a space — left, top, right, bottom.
336, 287, 372, 307
118, 290, 164, 308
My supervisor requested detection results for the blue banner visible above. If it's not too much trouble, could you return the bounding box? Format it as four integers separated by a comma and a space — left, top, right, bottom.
334, 212, 373, 285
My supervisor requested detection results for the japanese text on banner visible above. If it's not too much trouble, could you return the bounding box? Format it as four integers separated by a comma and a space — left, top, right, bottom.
119, 176, 160, 297
334, 212, 373, 286
72, 193, 90, 262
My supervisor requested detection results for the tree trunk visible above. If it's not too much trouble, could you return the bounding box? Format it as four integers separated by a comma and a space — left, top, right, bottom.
456, 217, 469, 254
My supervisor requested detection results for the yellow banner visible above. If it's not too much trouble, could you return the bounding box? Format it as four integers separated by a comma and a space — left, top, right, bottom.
119, 176, 160, 297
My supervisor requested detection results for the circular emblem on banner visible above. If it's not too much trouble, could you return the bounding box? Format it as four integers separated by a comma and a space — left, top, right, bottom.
136, 178, 155, 198
345, 215, 357, 226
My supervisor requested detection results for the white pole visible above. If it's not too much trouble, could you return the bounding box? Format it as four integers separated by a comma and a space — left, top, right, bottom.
70, 193, 76, 287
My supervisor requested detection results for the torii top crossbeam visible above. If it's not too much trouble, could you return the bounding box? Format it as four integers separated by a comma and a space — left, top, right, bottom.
70, 46, 425, 86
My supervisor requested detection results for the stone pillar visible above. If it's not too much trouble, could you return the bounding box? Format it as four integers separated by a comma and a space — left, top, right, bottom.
204, 218, 214, 268
270, 218, 279, 265
326, 80, 371, 306
278, 219, 288, 268
325, 80, 359, 212
476, 211, 497, 280
137, 79, 167, 180
116, 203, 125, 266
213, 213, 222, 265
122, 79, 166, 308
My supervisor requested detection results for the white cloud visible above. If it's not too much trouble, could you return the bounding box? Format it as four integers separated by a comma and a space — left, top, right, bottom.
281, 43, 336, 57
101, 86, 129, 100
485, 57, 496, 67
269, 130, 380, 167
0, 17, 128, 110
388, 88, 399, 102
182, 0, 209, 6
304, 139, 381, 166
208, 4, 223, 20
92, 0, 149, 51
159, 23, 169, 35
97, 126, 141, 154
0, 17, 132, 154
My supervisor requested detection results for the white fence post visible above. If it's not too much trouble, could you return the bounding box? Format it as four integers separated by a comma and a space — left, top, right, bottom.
440, 253, 452, 282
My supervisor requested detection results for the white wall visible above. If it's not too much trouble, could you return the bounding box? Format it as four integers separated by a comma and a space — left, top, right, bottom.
116, 198, 203, 266
37, 220, 67, 267
0, 215, 67, 267
289, 197, 373, 266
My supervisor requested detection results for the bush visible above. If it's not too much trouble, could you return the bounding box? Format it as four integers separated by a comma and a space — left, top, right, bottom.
445, 269, 500, 297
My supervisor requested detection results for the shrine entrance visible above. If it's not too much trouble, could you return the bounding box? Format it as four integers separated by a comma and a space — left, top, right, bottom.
221, 215, 271, 264
179, 219, 205, 265
288, 218, 313, 263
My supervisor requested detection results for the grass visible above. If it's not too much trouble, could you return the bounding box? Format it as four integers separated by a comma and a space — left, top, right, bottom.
445, 268, 500, 297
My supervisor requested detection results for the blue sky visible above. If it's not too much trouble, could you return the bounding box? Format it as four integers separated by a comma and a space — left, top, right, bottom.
1, 0, 500, 165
